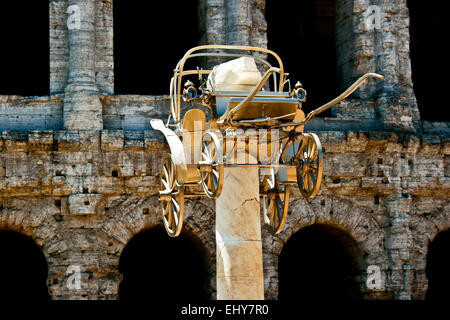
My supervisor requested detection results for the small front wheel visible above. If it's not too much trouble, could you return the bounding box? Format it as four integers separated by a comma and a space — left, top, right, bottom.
296, 133, 323, 198
159, 154, 185, 237
199, 131, 224, 199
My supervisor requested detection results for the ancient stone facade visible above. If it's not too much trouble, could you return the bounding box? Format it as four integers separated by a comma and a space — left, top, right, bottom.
0, 0, 448, 300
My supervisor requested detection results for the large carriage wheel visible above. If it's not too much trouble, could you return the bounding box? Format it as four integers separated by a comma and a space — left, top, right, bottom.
159, 154, 185, 237
296, 133, 323, 198
261, 169, 290, 235
199, 131, 224, 199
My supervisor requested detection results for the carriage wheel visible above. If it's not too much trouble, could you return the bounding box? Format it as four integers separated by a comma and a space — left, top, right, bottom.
199, 131, 224, 199
159, 154, 185, 237
261, 169, 290, 235
296, 133, 323, 198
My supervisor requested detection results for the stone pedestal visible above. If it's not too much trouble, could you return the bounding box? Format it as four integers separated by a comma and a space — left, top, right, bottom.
216, 167, 264, 300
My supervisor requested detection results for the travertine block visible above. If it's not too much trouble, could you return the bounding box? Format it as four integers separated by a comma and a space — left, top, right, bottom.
101, 130, 124, 151
2, 131, 28, 152
68, 193, 102, 215
28, 130, 54, 151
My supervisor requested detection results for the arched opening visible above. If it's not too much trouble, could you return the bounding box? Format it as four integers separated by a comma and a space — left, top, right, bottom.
278, 224, 362, 301
425, 229, 450, 300
0, 2, 49, 96
407, 0, 450, 122
113, 0, 201, 95
0, 230, 49, 301
119, 226, 209, 301
266, 0, 337, 117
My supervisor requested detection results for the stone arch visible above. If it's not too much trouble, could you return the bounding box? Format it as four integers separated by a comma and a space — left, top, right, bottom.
281, 195, 375, 246
118, 225, 210, 300
278, 223, 363, 301
262, 195, 384, 299
409, 200, 449, 299
0, 229, 49, 300
407, 0, 450, 122
425, 228, 450, 300
0, 198, 61, 298
113, 0, 201, 94
100, 194, 216, 298
0, 198, 59, 249
265, 0, 338, 115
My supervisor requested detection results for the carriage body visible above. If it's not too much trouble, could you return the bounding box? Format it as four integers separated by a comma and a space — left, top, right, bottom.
151, 45, 383, 236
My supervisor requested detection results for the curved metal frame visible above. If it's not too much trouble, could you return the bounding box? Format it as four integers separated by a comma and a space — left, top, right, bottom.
169, 45, 286, 124
274, 73, 385, 130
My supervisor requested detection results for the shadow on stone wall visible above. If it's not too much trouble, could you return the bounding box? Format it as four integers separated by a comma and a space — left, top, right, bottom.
425, 228, 450, 300
0, 230, 49, 301
118, 225, 209, 301
278, 223, 362, 301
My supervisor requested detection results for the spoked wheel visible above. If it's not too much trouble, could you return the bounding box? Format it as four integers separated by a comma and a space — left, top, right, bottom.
296, 133, 323, 198
159, 154, 185, 237
199, 131, 224, 198
261, 169, 290, 235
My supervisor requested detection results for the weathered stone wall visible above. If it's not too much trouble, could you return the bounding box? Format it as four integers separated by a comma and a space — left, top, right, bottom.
94, 0, 114, 95
0, 130, 217, 299
333, 0, 420, 133
0, 0, 448, 300
262, 130, 450, 300
0, 96, 63, 130
50, 1, 69, 95
0, 129, 447, 299
201, 0, 266, 48
101, 95, 170, 131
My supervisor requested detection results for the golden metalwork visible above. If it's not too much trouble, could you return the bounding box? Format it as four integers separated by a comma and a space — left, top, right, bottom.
159, 154, 184, 237
296, 133, 323, 198
151, 45, 384, 236
199, 131, 224, 198
261, 169, 290, 235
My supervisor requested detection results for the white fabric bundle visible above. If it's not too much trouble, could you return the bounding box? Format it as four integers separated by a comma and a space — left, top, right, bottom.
207, 57, 262, 91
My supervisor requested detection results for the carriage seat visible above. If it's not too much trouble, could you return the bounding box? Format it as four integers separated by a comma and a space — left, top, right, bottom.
207, 57, 299, 123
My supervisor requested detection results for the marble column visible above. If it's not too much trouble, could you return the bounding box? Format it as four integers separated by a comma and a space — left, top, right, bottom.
216, 167, 264, 300
63, 0, 103, 130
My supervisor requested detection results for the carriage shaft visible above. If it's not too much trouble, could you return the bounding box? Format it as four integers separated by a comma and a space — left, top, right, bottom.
274, 72, 384, 129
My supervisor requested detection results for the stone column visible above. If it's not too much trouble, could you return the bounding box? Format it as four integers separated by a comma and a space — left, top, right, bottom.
373, 0, 419, 133
336, 0, 418, 132
385, 193, 413, 299
63, 0, 103, 130
225, 0, 251, 46
216, 167, 264, 300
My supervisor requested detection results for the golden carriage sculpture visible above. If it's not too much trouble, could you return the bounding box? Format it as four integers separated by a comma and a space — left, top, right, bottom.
151, 45, 384, 237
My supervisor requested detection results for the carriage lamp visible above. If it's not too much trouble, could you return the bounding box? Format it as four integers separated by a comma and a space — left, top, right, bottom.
294, 81, 307, 103
183, 80, 198, 102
